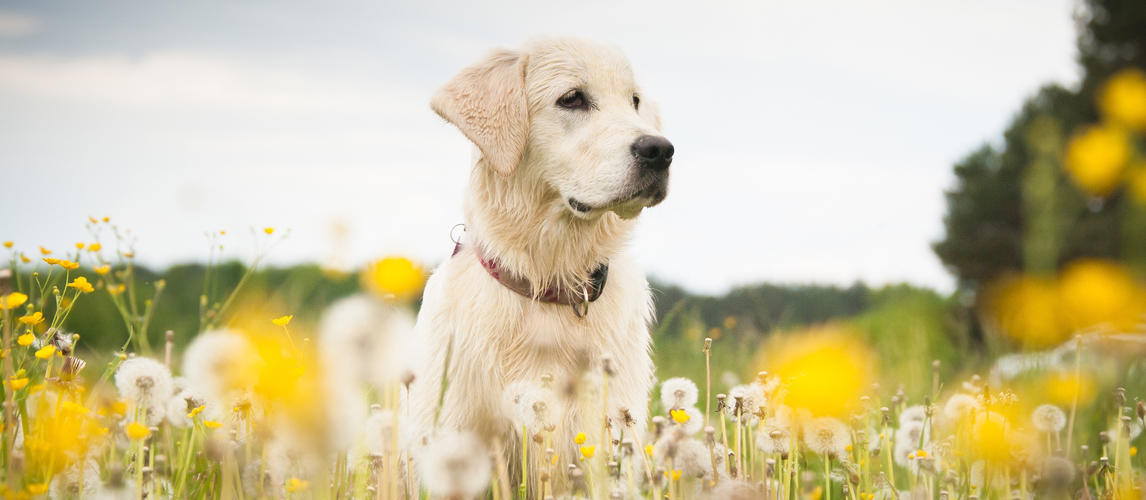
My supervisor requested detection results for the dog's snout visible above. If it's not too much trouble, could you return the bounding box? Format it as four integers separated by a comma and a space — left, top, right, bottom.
632, 135, 674, 171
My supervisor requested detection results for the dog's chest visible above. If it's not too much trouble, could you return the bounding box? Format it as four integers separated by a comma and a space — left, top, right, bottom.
501, 302, 597, 383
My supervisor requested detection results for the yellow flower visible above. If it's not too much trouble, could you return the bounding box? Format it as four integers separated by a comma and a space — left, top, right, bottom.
362, 257, 425, 301
125, 422, 151, 440
1064, 125, 1130, 197
272, 315, 293, 326
917, 449, 928, 458
763, 326, 872, 417
664, 469, 682, 481
669, 408, 690, 424
27, 483, 48, 495
264, 227, 274, 234
39, 246, 51, 255
1042, 371, 1097, 407
67, 276, 94, 293
61, 401, 88, 414
579, 445, 596, 459
74, 243, 84, 250
1058, 259, 1146, 333
985, 274, 1065, 347
58, 260, 79, 271
18, 312, 43, 326
19, 254, 29, 264
102, 216, 109, 222
34, 346, 55, 359
187, 405, 205, 418
3, 292, 28, 309
88, 243, 101, 252
203, 420, 223, 429
2, 241, 11, 248
93, 265, 110, 275
1132, 446, 1138, 457
88, 216, 98, 223
7, 378, 28, 391
574, 432, 587, 444
17, 333, 34, 347
1098, 68, 1146, 132
286, 478, 310, 493
108, 283, 126, 295
42, 258, 60, 266
645, 444, 654, 456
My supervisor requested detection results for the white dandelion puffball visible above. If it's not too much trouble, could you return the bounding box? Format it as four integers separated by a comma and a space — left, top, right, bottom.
660, 377, 699, 410
114, 357, 174, 411
49, 459, 101, 499
502, 381, 557, 431
680, 406, 704, 435
182, 329, 260, 399
893, 421, 930, 467
419, 431, 491, 499
899, 405, 927, 425
1032, 404, 1067, 433
724, 382, 766, 422
165, 388, 222, 428
803, 416, 850, 457
319, 294, 416, 387
943, 393, 982, 421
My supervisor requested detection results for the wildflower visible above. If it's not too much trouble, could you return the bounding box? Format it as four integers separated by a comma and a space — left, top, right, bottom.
756, 406, 793, 455
665, 469, 682, 481
204, 420, 223, 429
61, 401, 87, 414
93, 265, 110, 275
35, 345, 56, 359
899, 405, 927, 425
43, 258, 60, 266
182, 329, 260, 399
362, 257, 425, 301
264, 227, 274, 235
1057, 259, 1146, 333
286, 478, 309, 493
59, 260, 79, 270
1099, 68, 1146, 131
804, 416, 850, 457
765, 326, 871, 417
88, 243, 101, 252
166, 389, 219, 428
1064, 125, 1130, 197
1031, 404, 1067, 433
420, 431, 491, 499
646, 444, 654, 456
39, 246, 51, 255
985, 274, 1064, 346
67, 277, 94, 293
580, 445, 596, 458
2, 241, 10, 248
48, 460, 101, 499
114, 357, 174, 423
660, 377, 699, 410
18, 312, 43, 325
8, 378, 28, 391
272, 315, 292, 326
19, 254, 29, 263
3, 292, 28, 309
943, 394, 982, 422
27, 484, 49, 495
670, 408, 690, 424
125, 422, 151, 440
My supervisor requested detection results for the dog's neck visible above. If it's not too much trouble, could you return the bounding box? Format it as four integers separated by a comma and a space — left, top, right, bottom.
463, 155, 635, 293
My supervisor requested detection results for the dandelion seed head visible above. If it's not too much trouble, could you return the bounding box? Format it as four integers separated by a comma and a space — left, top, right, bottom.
182, 329, 260, 399
1031, 404, 1067, 433
48, 459, 101, 499
502, 381, 556, 431
114, 357, 174, 416
942, 394, 982, 422
319, 294, 416, 387
899, 405, 927, 426
660, 377, 699, 411
165, 389, 221, 428
803, 416, 850, 457
893, 422, 930, 467
419, 431, 491, 499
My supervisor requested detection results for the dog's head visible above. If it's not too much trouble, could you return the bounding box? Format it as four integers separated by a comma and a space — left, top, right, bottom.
432, 36, 671, 220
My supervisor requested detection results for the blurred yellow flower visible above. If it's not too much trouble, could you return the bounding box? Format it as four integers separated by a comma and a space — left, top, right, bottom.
26, 484, 48, 495
19, 254, 29, 264
88, 243, 101, 252
580, 445, 596, 459
102, 216, 109, 222
986, 274, 1065, 347
669, 408, 690, 424
17, 334, 34, 347
2, 241, 11, 248
645, 444, 654, 456
34, 346, 55, 359
3, 292, 28, 309
187, 405, 205, 418
67, 276, 94, 293
1043, 371, 1096, 406
574, 432, 586, 444
764, 326, 872, 417
58, 260, 79, 271
61, 401, 88, 414
42, 258, 60, 266
88, 216, 98, 223
74, 243, 84, 250
18, 312, 43, 325
1057, 259, 1146, 333
7, 378, 28, 391
1128, 164, 1146, 204
125, 422, 150, 440
1099, 68, 1146, 132
204, 420, 223, 429
362, 257, 425, 301
39, 246, 51, 255
93, 265, 110, 275
286, 478, 310, 493
665, 469, 682, 481
264, 227, 274, 234
1064, 125, 1131, 197
272, 315, 293, 326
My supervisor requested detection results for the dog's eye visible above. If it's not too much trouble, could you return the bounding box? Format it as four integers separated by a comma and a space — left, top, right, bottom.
633, 95, 640, 110
557, 90, 588, 110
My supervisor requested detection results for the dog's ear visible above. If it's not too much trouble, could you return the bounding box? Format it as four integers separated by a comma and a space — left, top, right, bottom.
638, 97, 664, 132
431, 50, 529, 176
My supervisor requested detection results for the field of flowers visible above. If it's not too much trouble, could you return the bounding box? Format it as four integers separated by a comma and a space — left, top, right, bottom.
2, 72, 1146, 500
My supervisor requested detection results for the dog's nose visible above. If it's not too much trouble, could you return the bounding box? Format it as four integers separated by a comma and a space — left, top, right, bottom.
632, 135, 674, 171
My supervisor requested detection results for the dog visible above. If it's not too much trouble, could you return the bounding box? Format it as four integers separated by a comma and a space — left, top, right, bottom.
407, 36, 672, 495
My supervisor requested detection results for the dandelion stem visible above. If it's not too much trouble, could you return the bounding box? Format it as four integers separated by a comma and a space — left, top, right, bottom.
1065, 335, 1082, 458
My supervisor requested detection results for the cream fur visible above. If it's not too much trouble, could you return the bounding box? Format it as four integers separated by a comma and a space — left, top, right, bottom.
409, 36, 668, 497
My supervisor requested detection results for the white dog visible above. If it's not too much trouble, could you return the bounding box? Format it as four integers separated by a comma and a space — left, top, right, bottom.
407, 36, 672, 495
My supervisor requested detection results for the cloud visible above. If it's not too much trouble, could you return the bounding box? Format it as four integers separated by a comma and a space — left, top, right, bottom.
0, 11, 38, 38
0, 51, 419, 113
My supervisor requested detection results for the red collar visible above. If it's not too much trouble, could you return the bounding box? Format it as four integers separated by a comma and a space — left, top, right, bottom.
452, 240, 608, 317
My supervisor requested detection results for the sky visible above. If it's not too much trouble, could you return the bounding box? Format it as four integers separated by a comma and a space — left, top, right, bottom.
0, 0, 1081, 294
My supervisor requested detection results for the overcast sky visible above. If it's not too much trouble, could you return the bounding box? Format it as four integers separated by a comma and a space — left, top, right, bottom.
0, 0, 1081, 294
